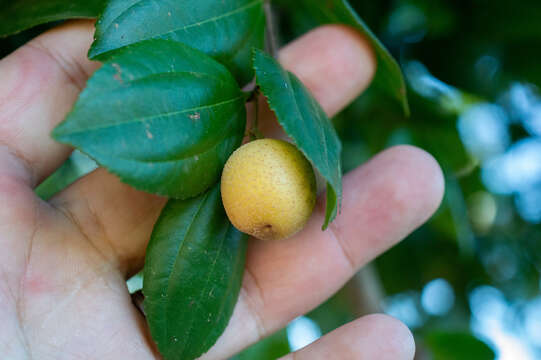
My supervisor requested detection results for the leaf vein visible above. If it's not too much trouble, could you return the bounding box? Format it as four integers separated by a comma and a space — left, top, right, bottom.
180, 223, 228, 356
104, 0, 263, 44
163, 193, 210, 344
59, 95, 244, 136
153, 0, 263, 39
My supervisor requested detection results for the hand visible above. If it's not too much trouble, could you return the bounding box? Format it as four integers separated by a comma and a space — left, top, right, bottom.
0, 20, 444, 359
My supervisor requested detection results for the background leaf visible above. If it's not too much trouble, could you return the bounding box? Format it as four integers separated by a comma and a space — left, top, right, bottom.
253, 49, 342, 229
273, 0, 409, 116
35, 151, 97, 201
143, 184, 248, 360
0, 0, 106, 37
424, 331, 496, 360
89, 0, 265, 85
53, 39, 246, 199
231, 329, 291, 360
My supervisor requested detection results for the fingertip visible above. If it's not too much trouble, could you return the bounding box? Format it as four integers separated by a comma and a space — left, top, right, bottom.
334, 145, 444, 266
279, 24, 376, 117
362, 314, 416, 360
344, 145, 445, 224
386, 145, 445, 219
279, 314, 415, 360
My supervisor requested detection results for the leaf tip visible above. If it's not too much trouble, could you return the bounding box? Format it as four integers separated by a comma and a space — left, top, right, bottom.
321, 207, 336, 231
51, 122, 68, 143
87, 40, 108, 61
87, 43, 99, 60
321, 220, 330, 231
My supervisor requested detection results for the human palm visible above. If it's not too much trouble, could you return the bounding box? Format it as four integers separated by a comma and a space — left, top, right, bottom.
0, 20, 444, 359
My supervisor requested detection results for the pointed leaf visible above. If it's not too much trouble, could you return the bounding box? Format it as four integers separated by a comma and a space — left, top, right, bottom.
143, 185, 248, 360
53, 40, 246, 199
274, 0, 409, 116
89, 0, 265, 85
253, 49, 342, 229
0, 0, 106, 37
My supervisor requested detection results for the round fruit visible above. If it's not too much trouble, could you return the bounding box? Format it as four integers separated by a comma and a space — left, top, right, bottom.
221, 139, 317, 241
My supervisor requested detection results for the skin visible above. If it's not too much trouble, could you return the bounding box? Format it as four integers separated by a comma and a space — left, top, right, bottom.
0, 20, 444, 359
221, 139, 317, 241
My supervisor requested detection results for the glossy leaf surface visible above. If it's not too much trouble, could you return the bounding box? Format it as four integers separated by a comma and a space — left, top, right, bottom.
143, 185, 247, 360
89, 0, 265, 84
54, 40, 246, 199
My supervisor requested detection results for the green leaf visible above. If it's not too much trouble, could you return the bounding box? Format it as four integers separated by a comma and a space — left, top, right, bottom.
35, 151, 97, 201
274, 0, 409, 116
89, 0, 265, 85
0, 0, 106, 37
231, 329, 291, 360
143, 184, 248, 360
53, 39, 246, 199
253, 49, 342, 229
424, 331, 496, 360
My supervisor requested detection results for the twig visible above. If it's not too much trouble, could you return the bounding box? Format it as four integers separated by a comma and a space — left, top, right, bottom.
352, 264, 385, 314
131, 290, 146, 317
250, 89, 264, 140
264, 0, 279, 58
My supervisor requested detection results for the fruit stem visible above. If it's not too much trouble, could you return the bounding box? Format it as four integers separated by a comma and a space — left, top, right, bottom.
250, 89, 264, 140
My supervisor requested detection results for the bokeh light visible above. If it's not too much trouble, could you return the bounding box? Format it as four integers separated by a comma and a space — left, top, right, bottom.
286, 316, 322, 352
421, 278, 455, 316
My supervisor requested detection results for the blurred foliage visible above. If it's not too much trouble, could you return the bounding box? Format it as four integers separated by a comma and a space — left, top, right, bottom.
272, 0, 541, 358
2, 0, 541, 358
230, 330, 290, 360
423, 331, 496, 360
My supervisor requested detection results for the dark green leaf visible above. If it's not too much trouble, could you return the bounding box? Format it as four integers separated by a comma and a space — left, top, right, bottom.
89, 0, 265, 85
253, 49, 342, 229
143, 184, 248, 360
0, 0, 105, 37
424, 331, 496, 360
53, 39, 246, 199
274, 0, 409, 116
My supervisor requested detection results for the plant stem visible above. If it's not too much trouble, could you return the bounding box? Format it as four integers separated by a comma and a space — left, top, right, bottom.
264, 0, 279, 59
250, 89, 264, 140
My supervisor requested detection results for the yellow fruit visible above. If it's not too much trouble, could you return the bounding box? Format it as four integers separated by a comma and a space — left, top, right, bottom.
221, 139, 317, 240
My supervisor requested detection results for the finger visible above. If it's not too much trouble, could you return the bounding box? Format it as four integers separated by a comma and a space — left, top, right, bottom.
0, 20, 98, 186
258, 24, 375, 138
52, 24, 377, 275
200, 145, 443, 359
279, 314, 415, 360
